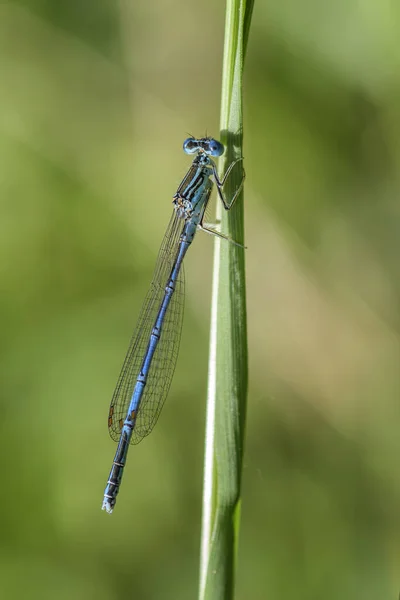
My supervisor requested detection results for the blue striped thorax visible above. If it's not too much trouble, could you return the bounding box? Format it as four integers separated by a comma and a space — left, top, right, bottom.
173, 137, 224, 220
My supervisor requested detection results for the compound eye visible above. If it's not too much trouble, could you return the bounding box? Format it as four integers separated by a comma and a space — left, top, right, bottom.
207, 139, 224, 157
183, 138, 198, 154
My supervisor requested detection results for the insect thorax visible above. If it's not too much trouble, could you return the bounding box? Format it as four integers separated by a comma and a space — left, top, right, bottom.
173, 157, 213, 219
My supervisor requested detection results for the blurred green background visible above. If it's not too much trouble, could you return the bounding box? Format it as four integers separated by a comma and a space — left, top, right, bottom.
1, 1, 400, 598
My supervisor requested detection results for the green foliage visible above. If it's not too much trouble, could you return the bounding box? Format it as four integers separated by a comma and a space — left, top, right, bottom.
199, 1, 254, 599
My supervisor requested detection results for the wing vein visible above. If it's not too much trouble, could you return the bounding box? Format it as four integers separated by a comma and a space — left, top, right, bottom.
108, 211, 185, 444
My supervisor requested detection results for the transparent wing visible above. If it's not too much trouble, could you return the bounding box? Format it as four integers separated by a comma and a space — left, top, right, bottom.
108, 211, 185, 444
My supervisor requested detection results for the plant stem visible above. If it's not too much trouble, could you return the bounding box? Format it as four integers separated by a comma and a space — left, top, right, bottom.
199, 1, 254, 599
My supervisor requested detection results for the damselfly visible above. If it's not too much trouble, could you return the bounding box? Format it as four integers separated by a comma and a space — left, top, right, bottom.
102, 136, 244, 513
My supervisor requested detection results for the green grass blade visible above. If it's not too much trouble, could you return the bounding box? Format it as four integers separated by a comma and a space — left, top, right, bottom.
199, 1, 254, 599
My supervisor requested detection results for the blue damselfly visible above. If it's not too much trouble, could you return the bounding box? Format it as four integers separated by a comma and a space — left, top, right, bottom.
102, 136, 244, 513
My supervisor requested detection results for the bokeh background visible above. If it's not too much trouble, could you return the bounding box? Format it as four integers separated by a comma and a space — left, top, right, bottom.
1, 1, 400, 598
